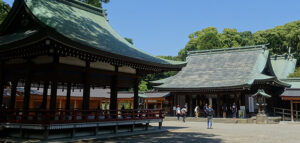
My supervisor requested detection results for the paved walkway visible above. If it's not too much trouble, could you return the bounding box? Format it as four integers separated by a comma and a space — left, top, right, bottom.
90, 121, 300, 143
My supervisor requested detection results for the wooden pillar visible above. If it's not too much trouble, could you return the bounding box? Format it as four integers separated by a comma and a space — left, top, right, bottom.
99, 100, 102, 109
133, 78, 139, 110
23, 80, 31, 110
105, 99, 108, 110
146, 99, 148, 109
50, 81, 58, 110
217, 95, 221, 117
82, 61, 91, 110
296, 103, 298, 121
0, 61, 4, 107
65, 83, 71, 110
291, 100, 294, 122
234, 94, 238, 105
209, 96, 213, 106
50, 54, 59, 110
9, 81, 18, 109
23, 60, 32, 110
110, 66, 118, 116
189, 95, 192, 116
74, 100, 77, 109
196, 95, 200, 106
59, 99, 62, 109
238, 94, 242, 107
41, 81, 49, 109
117, 100, 120, 109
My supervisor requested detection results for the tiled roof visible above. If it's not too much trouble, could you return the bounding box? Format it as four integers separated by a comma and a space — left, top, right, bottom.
20, 0, 185, 67
281, 78, 300, 88
271, 55, 297, 79
281, 88, 300, 97
153, 45, 289, 90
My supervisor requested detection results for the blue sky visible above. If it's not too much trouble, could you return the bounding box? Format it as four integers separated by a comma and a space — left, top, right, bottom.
4, 0, 300, 56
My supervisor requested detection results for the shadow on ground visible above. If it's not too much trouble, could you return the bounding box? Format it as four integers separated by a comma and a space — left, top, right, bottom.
77, 131, 222, 143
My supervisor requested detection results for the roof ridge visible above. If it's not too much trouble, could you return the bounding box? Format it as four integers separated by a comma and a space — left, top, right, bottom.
187, 44, 268, 56
281, 78, 300, 81
60, 0, 107, 17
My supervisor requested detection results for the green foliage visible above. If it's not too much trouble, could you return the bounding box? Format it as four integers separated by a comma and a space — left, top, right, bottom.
178, 20, 300, 66
0, 0, 10, 24
138, 56, 181, 91
289, 67, 300, 77
138, 80, 149, 91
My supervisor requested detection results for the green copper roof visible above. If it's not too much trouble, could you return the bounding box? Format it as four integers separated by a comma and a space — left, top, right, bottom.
252, 89, 271, 98
281, 78, 300, 88
270, 55, 297, 79
154, 45, 288, 90
0, 30, 37, 45
23, 0, 184, 66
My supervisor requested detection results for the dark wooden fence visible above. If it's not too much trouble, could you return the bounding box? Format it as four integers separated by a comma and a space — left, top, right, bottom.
0, 109, 164, 125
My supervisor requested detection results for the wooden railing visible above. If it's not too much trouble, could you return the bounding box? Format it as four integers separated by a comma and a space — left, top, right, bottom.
0, 109, 164, 125
273, 107, 300, 121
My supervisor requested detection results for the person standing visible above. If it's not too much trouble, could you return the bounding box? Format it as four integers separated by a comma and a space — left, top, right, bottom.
194, 106, 199, 118
206, 105, 214, 129
222, 103, 227, 118
181, 106, 187, 123
232, 103, 237, 118
176, 105, 181, 120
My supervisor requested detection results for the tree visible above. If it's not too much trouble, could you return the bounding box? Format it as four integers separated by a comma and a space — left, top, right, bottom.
220, 28, 241, 48
239, 31, 254, 46
0, 0, 10, 24
178, 27, 221, 61
289, 67, 300, 78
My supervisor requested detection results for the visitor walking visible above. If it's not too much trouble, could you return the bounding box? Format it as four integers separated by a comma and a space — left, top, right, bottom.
232, 103, 237, 118
222, 103, 227, 118
206, 105, 214, 129
194, 106, 199, 118
181, 106, 187, 123
176, 105, 181, 120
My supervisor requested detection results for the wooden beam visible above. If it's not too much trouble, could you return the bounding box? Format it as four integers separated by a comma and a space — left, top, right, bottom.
41, 81, 49, 109
9, 80, 18, 109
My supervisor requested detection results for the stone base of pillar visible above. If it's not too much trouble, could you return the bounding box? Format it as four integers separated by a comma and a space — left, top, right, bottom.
256, 114, 268, 124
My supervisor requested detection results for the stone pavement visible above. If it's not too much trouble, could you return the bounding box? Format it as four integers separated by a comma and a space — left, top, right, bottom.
89, 121, 300, 143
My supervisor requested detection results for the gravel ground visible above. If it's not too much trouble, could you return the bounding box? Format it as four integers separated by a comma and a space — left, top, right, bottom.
92, 121, 300, 143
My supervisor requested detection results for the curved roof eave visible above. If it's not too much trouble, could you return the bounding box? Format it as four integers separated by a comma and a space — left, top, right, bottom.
21, 0, 185, 70
154, 84, 251, 92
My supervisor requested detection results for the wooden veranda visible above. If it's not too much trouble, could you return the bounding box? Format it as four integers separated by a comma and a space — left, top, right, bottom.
0, 0, 184, 140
